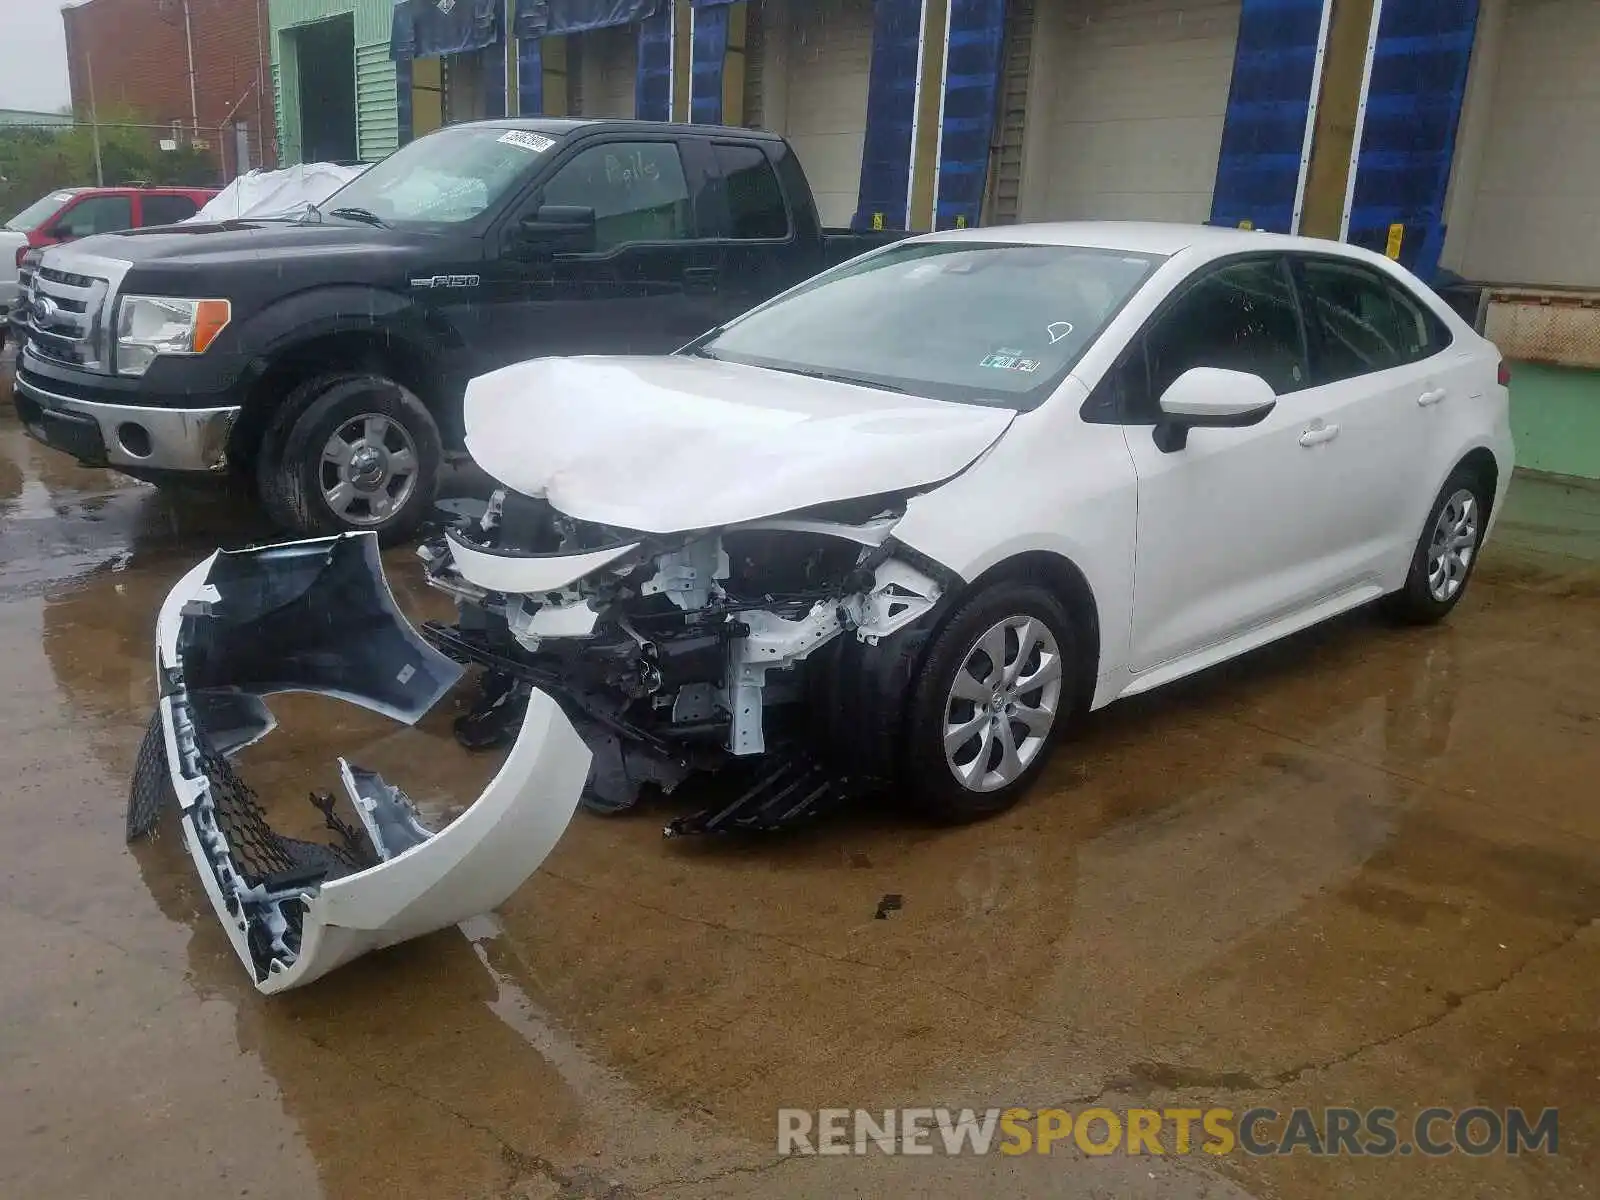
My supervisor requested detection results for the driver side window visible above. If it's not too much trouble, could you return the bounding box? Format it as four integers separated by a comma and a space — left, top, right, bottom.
1140, 257, 1308, 415
55, 194, 132, 238
541, 141, 694, 251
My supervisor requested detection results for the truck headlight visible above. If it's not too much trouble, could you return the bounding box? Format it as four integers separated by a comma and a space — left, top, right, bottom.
116, 296, 231, 377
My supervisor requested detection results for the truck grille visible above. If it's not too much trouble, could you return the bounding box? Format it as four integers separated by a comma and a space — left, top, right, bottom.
25, 265, 111, 371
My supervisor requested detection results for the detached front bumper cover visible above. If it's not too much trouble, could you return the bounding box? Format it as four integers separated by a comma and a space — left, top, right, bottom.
128, 533, 592, 994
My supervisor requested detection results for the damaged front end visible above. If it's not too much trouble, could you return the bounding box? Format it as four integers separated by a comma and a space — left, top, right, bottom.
128, 533, 591, 994
417, 488, 951, 833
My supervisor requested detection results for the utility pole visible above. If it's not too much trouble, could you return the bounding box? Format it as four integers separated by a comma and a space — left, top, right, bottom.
86, 48, 105, 186
183, 0, 200, 140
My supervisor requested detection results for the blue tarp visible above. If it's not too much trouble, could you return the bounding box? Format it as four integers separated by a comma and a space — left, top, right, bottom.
853, 0, 923, 231
1344, 0, 1479, 279
635, 5, 673, 120
391, 0, 504, 62
1209, 0, 1326, 233
518, 37, 544, 115
934, 0, 1004, 231
515, 0, 660, 38
689, 2, 732, 124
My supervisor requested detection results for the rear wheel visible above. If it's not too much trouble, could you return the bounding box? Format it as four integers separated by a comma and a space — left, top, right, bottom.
258, 373, 441, 544
1382, 466, 1491, 625
903, 583, 1077, 823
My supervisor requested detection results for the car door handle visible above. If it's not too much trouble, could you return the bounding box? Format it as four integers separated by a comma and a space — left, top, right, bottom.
1418, 387, 1447, 407
683, 267, 719, 294
1299, 423, 1341, 447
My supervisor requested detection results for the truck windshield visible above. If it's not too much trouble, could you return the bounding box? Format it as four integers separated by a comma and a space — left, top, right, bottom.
694, 242, 1162, 410
318, 125, 564, 226
7, 191, 78, 231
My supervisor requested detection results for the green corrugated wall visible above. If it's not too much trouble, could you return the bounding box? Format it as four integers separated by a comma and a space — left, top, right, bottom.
268, 0, 400, 164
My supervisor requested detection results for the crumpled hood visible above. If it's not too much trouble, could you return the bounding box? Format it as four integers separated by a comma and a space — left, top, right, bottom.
462, 355, 1016, 533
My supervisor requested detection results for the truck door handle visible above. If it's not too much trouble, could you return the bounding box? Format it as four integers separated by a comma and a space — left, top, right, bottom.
683, 267, 719, 294
1417, 387, 1447, 407
1299, 422, 1341, 447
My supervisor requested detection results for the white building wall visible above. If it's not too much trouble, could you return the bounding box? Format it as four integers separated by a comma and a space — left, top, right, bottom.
1019, 0, 1242, 224
1443, 0, 1600, 287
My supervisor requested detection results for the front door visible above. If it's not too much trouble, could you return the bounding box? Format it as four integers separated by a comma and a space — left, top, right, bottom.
1123, 255, 1359, 672
478, 136, 723, 367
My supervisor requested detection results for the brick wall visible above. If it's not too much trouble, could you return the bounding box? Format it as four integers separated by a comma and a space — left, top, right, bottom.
63, 0, 278, 175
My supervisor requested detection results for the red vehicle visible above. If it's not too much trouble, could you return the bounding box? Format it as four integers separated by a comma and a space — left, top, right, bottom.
3, 185, 218, 348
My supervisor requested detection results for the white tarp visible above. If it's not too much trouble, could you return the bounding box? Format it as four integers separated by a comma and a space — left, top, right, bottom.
188, 163, 371, 224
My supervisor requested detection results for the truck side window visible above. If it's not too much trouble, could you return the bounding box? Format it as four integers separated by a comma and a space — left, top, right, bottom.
542, 141, 694, 250
54, 195, 133, 238
141, 194, 200, 227
712, 143, 790, 239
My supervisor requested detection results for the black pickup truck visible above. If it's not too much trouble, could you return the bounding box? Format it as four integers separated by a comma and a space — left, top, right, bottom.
12, 119, 906, 539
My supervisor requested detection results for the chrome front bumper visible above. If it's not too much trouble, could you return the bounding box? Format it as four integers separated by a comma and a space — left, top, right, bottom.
14, 366, 240, 472
131, 532, 593, 994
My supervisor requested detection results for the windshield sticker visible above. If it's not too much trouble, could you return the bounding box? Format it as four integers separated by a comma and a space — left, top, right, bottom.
1047, 321, 1074, 345
499, 130, 556, 154
980, 351, 1042, 373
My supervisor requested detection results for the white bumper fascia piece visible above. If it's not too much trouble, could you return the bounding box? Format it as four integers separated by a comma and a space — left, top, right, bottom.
150, 534, 592, 994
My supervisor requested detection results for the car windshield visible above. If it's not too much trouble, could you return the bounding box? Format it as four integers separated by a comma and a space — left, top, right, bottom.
6, 191, 78, 231
695, 241, 1162, 408
316, 125, 565, 226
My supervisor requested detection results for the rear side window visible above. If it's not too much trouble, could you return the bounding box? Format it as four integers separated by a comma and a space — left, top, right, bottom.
54, 194, 133, 238
1144, 257, 1308, 400
712, 143, 789, 239
1297, 258, 1451, 383
141, 194, 200, 226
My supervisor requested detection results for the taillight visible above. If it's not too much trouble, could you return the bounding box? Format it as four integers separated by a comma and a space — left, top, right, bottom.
1497, 361, 1512, 387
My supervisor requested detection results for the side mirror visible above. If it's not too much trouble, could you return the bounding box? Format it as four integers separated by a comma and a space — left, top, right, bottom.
1153, 367, 1278, 453
512, 204, 596, 256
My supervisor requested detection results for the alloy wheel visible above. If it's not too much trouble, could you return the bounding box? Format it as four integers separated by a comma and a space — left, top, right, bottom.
1427, 488, 1479, 603
319, 413, 419, 525
942, 615, 1064, 793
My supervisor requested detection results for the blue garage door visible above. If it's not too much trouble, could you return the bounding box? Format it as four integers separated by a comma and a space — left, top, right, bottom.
1210, 0, 1328, 233
1343, 0, 1479, 279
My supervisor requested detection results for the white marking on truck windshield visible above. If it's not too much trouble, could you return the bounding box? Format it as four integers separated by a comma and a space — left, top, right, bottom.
499, 130, 556, 154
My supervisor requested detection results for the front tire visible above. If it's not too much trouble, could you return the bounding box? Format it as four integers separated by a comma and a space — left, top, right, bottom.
1382, 466, 1491, 625
903, 582, 1077, 823
258, 373, 442, 544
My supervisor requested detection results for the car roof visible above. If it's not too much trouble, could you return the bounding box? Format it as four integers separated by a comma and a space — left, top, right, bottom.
917, 220, 1394, 265
464, 117, 783, 141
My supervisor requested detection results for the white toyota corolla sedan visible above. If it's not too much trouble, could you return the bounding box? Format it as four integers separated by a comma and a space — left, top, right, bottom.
141, 222, 1514, 992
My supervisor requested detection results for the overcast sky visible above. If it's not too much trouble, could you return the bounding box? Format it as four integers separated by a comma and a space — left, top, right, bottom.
0, 1, 73, 113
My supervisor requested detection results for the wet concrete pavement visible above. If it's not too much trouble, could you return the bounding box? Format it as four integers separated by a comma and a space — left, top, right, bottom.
2, 357, 1597, 1199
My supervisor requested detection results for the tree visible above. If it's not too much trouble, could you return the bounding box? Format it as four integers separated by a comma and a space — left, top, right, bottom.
1, 108, 220, 220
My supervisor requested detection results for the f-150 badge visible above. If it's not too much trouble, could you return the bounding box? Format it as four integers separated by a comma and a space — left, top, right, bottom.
411, 274, 481, 289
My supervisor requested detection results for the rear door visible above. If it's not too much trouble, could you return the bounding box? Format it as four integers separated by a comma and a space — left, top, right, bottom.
476, 134, 723, 365
1290, 254, 1471, 573
699, 139, 812, 325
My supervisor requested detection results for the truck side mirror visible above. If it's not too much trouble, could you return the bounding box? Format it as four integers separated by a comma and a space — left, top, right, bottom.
513, 205, 597, 256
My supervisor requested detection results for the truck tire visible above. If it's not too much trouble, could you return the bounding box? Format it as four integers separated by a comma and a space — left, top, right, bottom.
258, 373, 441, 544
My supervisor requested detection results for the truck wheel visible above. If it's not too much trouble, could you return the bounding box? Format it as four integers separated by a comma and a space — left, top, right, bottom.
258, 373, 441, 544
902, 582, 1077, 823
